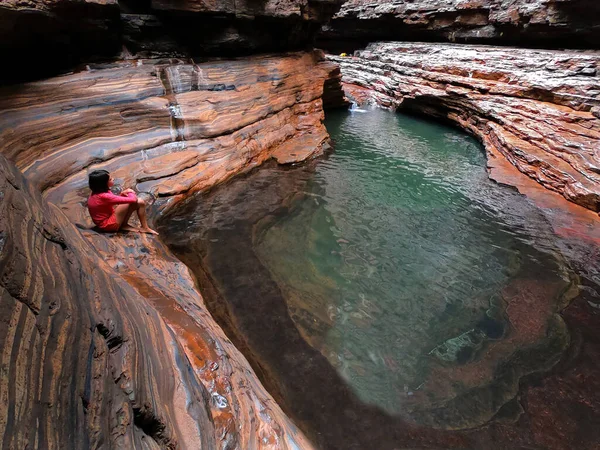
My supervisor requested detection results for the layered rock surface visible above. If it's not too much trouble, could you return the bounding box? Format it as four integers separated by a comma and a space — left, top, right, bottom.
0, 51, 340, 209
1, 152, 199, 449
329, 42, 600, 212
0, 150, 316, 449
319, 0, 600, 52
0, 51, 344, 449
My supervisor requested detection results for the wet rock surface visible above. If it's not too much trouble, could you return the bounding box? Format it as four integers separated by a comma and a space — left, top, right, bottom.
329, 42, 600, 212
0, 51, 341, 208
319, 0, 600, 53
0, 151, 314, 449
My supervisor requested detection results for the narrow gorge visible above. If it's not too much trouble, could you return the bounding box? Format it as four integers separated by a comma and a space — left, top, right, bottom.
0, 1, 599, 450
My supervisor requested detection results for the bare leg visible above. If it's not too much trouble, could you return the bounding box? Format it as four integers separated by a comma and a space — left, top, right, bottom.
114, 203, 140, 231
135, 199, 159, 235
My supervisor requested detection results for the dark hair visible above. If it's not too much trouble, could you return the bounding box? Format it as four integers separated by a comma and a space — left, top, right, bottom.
88, 169, 110, 194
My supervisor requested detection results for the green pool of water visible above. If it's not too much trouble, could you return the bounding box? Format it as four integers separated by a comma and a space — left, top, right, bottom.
161, 108, 575, 434
254, 108, 572, 426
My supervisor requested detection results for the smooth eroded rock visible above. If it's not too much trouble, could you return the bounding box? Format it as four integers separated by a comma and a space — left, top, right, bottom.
0, 50, 346, 449
0, 51, 343, 209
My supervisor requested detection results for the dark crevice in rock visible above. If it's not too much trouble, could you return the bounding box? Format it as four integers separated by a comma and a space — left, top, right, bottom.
38, 226, 68, 250
0, 0, 343, 84
94, 322, 173, 447
95, 323, 124, 350
119, 0, 153, 15
318, 0, 600, 54
132, 406, 171, 447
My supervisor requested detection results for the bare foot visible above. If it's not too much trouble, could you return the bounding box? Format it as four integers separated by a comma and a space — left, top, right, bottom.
139, 227, 159, 235
121, 224, 140, 232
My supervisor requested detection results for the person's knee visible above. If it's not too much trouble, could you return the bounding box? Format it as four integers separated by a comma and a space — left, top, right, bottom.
137, 198, 146, 208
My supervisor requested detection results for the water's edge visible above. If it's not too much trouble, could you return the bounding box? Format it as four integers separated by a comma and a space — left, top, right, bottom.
158, 109, 600, 450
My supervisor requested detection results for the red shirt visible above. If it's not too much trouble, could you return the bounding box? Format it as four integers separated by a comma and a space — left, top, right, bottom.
88, 191, 138, 227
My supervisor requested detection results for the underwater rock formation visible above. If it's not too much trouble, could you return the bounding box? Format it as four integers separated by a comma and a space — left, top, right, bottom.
0, 50, 346, 449
319, 0, 600, 52
329, 42, 600, 212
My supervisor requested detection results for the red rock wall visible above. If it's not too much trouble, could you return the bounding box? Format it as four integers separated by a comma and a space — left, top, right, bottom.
0, 150, 317, 449
319, 0, 600, 52
0, 50, 345, 449
0, 152, 192, 449
0, 51, 340, 208
329, 42, 600, 212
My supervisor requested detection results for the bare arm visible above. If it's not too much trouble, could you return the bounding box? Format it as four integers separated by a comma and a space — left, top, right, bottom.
100, 191, 138, 205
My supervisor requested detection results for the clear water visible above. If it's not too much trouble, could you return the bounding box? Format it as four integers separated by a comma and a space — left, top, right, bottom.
161, 108, 577, 439
253, 108, 573, 427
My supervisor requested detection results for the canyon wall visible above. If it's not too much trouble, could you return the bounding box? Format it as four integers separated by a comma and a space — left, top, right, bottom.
0, 51, 345, 449
330, 42, 600, 212
0, 0, 343, 83
1, 152, 209, 449
319, 0, 600, 52
0, 149, 317, 449
2, 1, 598, 448
0, 51, 343, 209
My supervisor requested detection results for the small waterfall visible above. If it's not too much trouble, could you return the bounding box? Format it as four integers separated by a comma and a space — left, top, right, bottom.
157, 66, 186, 142
349, 101, 368, 113
166, 66, 184, 94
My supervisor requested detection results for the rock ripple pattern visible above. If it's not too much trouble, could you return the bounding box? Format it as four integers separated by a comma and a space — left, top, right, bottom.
0, 51, 345, 449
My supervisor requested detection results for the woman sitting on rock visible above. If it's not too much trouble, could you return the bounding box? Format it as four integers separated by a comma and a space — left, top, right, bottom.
87, 169, 158, 235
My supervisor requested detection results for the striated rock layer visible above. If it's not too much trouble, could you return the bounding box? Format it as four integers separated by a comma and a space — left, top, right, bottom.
0, 151, 315, 449
0, 51, 345, 449
319, 0, 600, 53
1, 152, 204, 449
0, 51, 341, 209
329, 42, 600, 212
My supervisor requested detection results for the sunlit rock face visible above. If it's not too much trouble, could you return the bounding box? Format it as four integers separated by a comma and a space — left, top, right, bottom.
329, 42, 600, 212
0, 0, 344, 82
0, 51, 343, 215
319, 0, 600, 52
